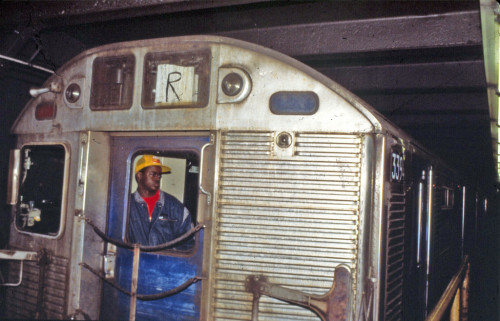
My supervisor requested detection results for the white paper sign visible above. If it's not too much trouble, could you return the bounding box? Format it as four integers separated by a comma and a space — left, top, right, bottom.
155, 64, 198, 104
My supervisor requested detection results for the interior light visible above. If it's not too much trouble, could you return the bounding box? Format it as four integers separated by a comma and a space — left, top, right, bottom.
35, 102, 56, 120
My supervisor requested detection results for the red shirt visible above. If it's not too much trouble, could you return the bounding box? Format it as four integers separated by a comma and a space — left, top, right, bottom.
142, 190, 160, 221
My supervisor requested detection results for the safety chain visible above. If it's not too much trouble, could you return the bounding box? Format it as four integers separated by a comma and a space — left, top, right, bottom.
80, 262, 202, 301
83, 216, 204, 252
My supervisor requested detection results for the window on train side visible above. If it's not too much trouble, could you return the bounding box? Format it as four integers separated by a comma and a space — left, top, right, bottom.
90, 55, 135, 110
441, 186, 455, 209
15, 145, 67, 236
126, 153, 199, 251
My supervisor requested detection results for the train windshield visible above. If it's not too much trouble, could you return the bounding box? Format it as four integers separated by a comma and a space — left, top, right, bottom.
15, 144, 66, 236
90, 55, 135, 110
142, 50, 210, 108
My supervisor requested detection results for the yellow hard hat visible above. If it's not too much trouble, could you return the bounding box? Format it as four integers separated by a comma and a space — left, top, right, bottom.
135, 155, 171, 174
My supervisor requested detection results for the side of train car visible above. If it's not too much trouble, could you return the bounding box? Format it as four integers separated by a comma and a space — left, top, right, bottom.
1, 36, 481, 320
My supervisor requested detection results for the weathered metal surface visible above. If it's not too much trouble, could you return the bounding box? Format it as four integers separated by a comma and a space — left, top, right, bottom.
6, 253, 68, 319
212, 131, 361, 320
245, 266, 351, 321
66, 131, 108, 320
5, 132, 78, 319
35, 249, 51, 319
0, 249, 37, 261
10, 36, 378, 136
326, 267, 351, 321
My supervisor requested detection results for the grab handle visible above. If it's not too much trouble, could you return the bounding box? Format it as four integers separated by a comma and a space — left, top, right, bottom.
0, 250, 38, 287
199, 134, 214, 204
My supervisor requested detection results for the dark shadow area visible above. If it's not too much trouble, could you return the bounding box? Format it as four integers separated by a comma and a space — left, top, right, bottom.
469, 193, 500, 321
0, 64, 45, 320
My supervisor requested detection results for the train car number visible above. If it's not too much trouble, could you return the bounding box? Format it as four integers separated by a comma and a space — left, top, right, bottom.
390, 151, 404, 182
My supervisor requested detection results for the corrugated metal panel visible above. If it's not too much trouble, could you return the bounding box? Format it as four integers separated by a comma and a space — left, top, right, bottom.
213, 131, 362, 320
383, 190, 406, 321
6, 254, 68, 319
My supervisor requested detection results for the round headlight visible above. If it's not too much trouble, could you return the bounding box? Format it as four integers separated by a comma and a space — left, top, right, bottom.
221, 73, 243, 97
65, 83, 81, 103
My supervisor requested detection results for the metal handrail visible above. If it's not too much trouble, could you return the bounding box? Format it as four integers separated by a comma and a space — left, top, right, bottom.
198, 133, 214, 205
0, 250, 38, 287
425, 255, 470, 321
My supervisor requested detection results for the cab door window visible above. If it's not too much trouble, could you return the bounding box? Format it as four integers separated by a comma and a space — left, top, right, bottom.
15, 145, 66, 236
127, 152, 199, 251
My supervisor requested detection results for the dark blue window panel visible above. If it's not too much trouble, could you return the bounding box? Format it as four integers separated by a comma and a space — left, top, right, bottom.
269, 92, 319, 115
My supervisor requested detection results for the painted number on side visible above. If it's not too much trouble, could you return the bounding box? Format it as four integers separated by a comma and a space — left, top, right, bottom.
391, 151, 404, 182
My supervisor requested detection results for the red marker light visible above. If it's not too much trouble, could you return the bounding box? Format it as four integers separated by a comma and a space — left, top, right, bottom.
35, 102, 56, 120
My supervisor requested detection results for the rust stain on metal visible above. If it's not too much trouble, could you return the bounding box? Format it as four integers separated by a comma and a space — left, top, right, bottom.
326, 266, 351, 321
244, 266, 351, 321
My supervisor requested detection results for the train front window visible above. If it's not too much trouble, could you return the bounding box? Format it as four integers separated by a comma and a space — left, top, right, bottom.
90, 55, 135, 110
127, 153, 199, 251
142, 50, 210, 109
15, 145, 66, 236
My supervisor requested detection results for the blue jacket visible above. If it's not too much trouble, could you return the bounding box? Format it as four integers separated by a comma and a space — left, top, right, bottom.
127, 190, 194, 249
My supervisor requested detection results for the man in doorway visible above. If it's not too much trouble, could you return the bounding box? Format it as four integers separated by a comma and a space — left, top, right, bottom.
128, 155, 194, 249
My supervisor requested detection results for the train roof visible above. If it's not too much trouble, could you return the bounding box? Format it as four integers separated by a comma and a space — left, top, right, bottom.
12, 35, 414, 145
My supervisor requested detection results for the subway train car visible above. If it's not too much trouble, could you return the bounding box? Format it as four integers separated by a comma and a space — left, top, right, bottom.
1, 36, 479, 320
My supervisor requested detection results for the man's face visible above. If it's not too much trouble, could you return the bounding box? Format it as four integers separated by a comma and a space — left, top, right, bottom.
137, 165, 162, 195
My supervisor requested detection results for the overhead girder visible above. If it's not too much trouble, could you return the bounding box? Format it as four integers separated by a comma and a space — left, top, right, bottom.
216, 10, 481, 57
363, 92, 487, 115
0, 0, 269, 27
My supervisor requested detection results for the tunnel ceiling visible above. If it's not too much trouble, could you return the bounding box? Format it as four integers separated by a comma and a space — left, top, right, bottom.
0, 1, 495, 188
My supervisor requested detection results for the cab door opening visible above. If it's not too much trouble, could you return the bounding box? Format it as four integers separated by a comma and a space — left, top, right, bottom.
100, 134, 210, 321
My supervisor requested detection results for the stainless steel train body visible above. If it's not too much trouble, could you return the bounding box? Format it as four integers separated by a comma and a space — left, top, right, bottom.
2, 36, 479, 320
